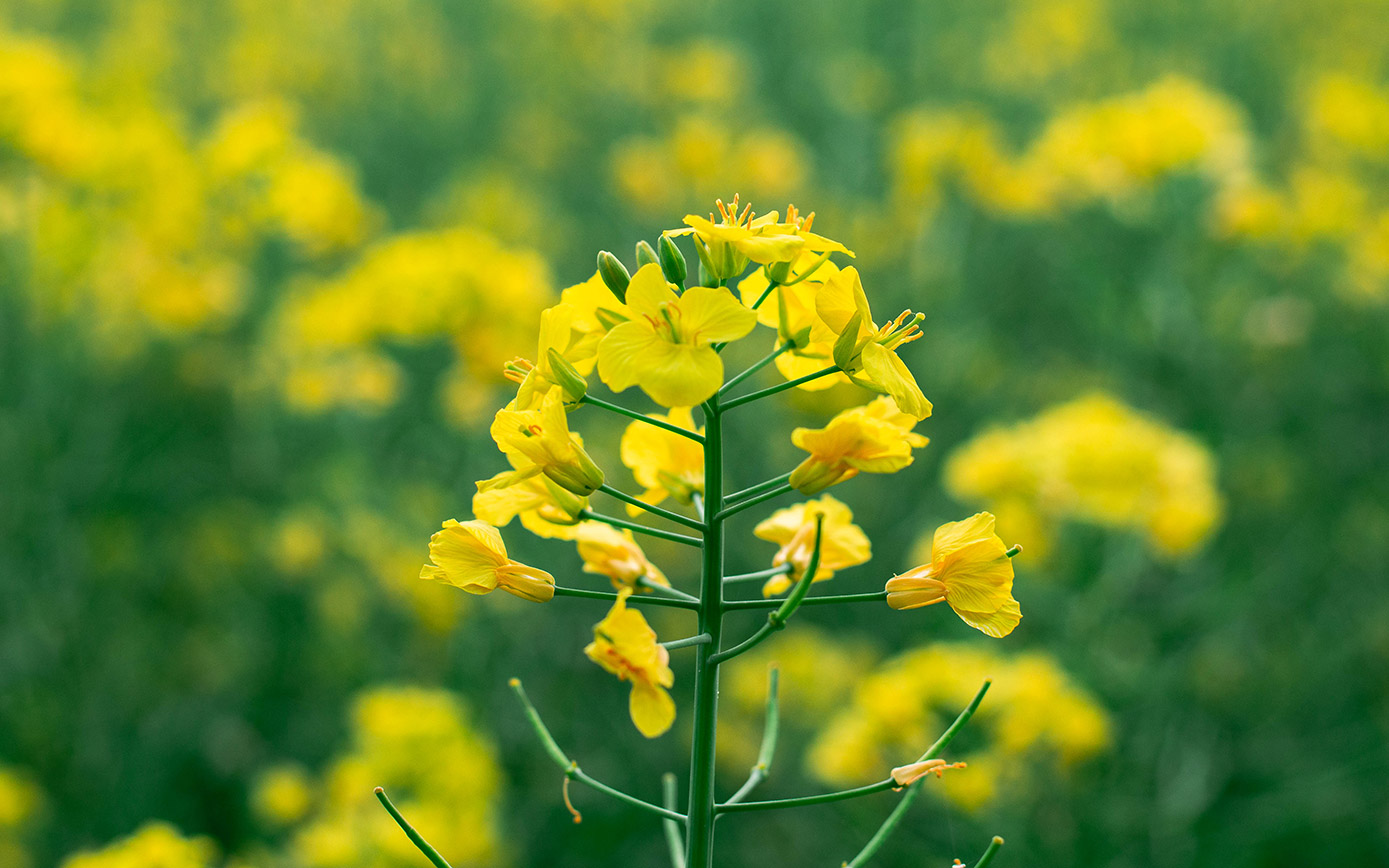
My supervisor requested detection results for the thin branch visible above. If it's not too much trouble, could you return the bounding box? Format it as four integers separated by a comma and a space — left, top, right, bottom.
579, 510, 703, 548
554, 585, 699, 610
509, 678, 687, 824
972, 836, 1006, 868
661, 633, 713, 650
724, 563, 792, 584
723, 591, 886, 611
691, 493, 705, 521
598, 484, 706, 531
714, 483, 793, 522
718, 342, 794, 397
721, 365, 840, 410
637, 577, 699, 603
725, 471, 794, 505
580, 395, 705, 444
662, 774, 686, 868
724, 667, 780, 805
375, 787, 453, 868
710, 519, 823, 665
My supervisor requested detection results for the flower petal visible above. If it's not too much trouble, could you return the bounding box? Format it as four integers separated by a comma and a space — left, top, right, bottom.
629, 683, 676, 738
678, 286, 758, 344
860, 342, 932, 420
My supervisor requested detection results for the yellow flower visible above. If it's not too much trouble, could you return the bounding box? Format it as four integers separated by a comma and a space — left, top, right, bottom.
619, 407, 705, 507
885, 512, 1020, 638
473, 472, 588, 540
675, 196, 807, 279
597, 263, 757, 406
487, 388, 605, 496
816, 267, 932, 419
738, 257, 852, 391
753, 495, 871, 596
790, 397, 929, 494
561, 270, 631, 343
584, 590, 676, 737
506, 302, 592, 408
419, 519, 556, 603
575, 522, 670, 591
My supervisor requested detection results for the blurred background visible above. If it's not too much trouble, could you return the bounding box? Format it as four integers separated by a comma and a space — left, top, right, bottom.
2, 0, 1388, 866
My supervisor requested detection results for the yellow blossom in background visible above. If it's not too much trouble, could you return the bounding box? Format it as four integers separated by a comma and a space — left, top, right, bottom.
419, 519, 556, 602
474, 471, 589, 540
60, 822, 218, 868
1303, 73, 1389, 161
585, 590, 676, 737
753, 495, 871, 596
807, 643, 1109, 812
598, 263, 757, 406
287, 686, 503, 868
886, 512, 1021, 638
815, 267, 932, 419
982, 0, 1110, 90
790, 396, 929, 494
619, 407, 705, 508
0, 766, 40, 868
250, 764, 314, 827
575, 522, 669, 590
943, 393, 1223, 558
488, 389, 605, 496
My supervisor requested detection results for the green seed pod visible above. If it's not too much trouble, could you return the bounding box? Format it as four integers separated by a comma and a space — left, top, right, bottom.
596, 251, 630, 302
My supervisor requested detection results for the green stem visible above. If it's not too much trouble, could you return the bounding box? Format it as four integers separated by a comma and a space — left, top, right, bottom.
709, 517, 822, 665
662, 774, 686, 868
724, 667, 779, 805
509, 678, 686, 823
553, 586, 699, 610
725, 471, 794, 505
723, 563, 791, 584
578, 510, 703, 548
749, 278, 779, 310
374, 787, 453, 868
661, 633, 712, 650
723, 590, 887, 610
638, 577, 699, 603
598, 484, 706, 531
718, 342, 794, 396
973, 837, 1006, 868
685, 395, 725, 868
580, 395, 705, 444
720, 365, 839, 410
714, 483, 793, 521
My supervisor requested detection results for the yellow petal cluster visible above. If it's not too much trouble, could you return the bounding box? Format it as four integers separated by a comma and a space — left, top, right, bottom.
575, 522, 670, 591
753, 495, 871, 596
942, 393, 1223, 558
507, 302, 594, 409
738, 257, 852, 391
585, 590, 676, 738
885, 512, 1021, 638
790, 397, 929, 494
675, 196, 807, 280
419, 519, 555, 603
597, 264, 757, 406
473, 472, 588, 540
619, 407, 705, 508
487, 389, 605, 496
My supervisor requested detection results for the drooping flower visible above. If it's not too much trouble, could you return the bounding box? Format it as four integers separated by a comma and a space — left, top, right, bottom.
885, 512, 1021, 637
815, 266, 932, 419
619, 407, 705, 508
575, 522, 670, 591
597, 264, 758, 406
473, 472, 588, 540
505, 302, 592, 409
487, 388, 604, 496
889, 758, 968, 788
584, 590, 676, 737
753, 495, 871, 596
419, 519, 556, 602
790, 397, 929, 494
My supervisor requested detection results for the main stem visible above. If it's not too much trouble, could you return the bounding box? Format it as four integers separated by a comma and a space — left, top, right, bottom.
686, 396, 724, 868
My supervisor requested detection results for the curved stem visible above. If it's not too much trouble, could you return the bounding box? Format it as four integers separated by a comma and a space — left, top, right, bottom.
973, 836, 1006, 868
710, 518, 822, 665
580, 395, 705, 444
714, 483, 793, 521
662, 774, 686, 868
721, 366, 839, 410
724, 564, 791, 584
553, 586, 699, 610
661, 633, 712, 650
579, 510, 703, 548
725, 472, 794, 505
599, 484, 705, 531
724, 590, 886, 610
375, 787, 453, 868
724, 667, 779, 805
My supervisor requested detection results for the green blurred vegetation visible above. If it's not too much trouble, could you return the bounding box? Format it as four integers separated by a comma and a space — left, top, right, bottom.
2, 0, 1388, 866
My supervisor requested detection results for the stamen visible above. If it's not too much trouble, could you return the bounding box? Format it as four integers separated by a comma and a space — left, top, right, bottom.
562, 775, 582, 823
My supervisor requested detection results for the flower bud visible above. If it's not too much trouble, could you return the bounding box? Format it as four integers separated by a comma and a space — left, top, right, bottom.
832, 311, 864, 370
596, 251, 631, 302
635, 240, 659, 269
546, 347, 588, 403
658, 234, 688, 285
766, 260, 792, 285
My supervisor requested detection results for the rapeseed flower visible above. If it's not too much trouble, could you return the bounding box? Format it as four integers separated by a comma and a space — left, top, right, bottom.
506, 302, 592, 408
488, 389, 604, 496
885, 512, 1020, 638
890, 758, 968, 788
597, 264, 757, 406
585, 590, 676, 737
472, 472, 588, 540
575, 523, 669, 591
738, 257, 852, 390
419, 519, 555, 602
619, 407, 704, 508
753, 495, 871, 596
676, 196, 806, 279
790, 397, 928, 494
816, 267, 932, 419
